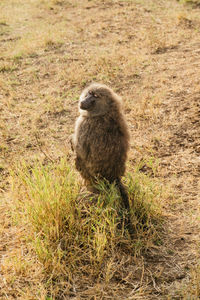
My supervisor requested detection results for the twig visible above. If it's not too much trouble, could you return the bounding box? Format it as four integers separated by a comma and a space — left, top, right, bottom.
34, 133, 55, 163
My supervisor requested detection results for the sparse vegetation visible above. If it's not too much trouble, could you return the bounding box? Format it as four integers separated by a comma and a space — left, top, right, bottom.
0, 0, 199, 299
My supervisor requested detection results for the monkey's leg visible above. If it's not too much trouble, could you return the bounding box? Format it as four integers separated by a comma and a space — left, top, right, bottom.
84, 179, 99, 193
75, 156, 98, 193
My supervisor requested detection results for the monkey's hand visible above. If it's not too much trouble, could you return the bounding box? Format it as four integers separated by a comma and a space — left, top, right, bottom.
69, 134, 75, 152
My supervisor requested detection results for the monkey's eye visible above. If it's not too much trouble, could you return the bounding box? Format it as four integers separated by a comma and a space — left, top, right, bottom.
88, 91, 99, 98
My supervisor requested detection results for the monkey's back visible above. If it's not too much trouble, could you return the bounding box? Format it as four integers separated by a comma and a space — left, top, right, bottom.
75, 114, 129, 183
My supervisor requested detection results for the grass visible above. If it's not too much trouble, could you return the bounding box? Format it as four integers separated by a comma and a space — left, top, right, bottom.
5, 157, 164, 298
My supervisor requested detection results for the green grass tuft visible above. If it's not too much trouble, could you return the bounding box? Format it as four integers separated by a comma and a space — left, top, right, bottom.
10, 158, 164, 297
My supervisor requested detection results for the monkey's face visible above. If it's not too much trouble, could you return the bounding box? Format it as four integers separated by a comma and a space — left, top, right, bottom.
80, 91, 97, 110
79, 88, 110, 117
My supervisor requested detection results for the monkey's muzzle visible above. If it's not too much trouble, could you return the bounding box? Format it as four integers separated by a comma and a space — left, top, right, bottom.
80, 95, 95, 110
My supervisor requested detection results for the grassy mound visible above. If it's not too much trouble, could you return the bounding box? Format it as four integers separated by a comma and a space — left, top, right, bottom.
9, 158, 164, 298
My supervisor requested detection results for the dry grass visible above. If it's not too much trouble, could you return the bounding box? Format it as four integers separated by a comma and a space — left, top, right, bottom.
0, 0, 200, 299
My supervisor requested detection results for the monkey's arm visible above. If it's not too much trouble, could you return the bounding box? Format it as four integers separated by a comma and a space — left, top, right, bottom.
75, 155, 94, 183
69, 134, 75, 151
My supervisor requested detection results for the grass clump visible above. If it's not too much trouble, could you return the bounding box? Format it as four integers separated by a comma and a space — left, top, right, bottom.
126, 168, 163, 253
9, 158, 164, 298
11, 159, 119, 267
179, 0, 200, 6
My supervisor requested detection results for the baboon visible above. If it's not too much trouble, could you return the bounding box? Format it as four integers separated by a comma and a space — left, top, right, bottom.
72, 83, 130, 210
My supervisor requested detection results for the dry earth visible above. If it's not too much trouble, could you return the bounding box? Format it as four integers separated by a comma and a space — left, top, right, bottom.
0, 0, 200, 299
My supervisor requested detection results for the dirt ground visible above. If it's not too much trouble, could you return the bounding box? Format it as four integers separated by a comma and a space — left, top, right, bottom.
0, 0, 200, 299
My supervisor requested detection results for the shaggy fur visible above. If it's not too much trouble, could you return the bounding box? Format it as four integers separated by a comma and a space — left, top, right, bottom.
72, 83, 130, 208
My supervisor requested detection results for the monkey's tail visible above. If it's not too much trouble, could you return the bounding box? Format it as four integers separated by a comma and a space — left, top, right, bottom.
116, 178, 134, 235
116, 178, 130, 210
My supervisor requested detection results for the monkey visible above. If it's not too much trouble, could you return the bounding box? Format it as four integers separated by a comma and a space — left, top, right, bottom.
72, 83, 130, 210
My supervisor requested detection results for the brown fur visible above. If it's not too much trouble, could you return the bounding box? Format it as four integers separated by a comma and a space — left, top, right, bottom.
72, 83, 130, 207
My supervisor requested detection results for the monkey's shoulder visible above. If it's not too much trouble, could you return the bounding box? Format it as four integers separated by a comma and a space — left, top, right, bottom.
78, 115, 126, 135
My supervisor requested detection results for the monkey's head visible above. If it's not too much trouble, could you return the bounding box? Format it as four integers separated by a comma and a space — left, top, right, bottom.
79, 83, 121, 117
